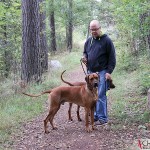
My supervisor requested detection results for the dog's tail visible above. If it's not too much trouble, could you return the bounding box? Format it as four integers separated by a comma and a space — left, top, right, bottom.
22, 90, 52, 97
61, 70, 74, 86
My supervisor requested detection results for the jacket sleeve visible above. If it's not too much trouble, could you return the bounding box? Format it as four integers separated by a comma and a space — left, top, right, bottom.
106, 38, 116, 74
83, 40, 88, 58
83, 37, 92, 58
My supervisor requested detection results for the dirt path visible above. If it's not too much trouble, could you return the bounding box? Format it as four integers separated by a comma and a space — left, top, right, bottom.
6, 67, 150, 150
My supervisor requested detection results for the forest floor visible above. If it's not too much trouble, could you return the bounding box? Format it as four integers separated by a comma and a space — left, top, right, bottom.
3, 66, 150, 150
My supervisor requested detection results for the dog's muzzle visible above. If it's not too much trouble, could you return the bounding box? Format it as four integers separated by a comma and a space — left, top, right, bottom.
94, 82, 98, 88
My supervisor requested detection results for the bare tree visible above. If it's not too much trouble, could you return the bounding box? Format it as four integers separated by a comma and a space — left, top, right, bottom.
39, 0, 48, 73
66, 0, 73, 52
139, 12, 150, 57
49, 0, 57, 52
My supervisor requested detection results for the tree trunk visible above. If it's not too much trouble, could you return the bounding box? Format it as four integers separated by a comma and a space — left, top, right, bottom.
39, 0, 48, 73
66, 0, 73, 52
86, 22, 90, 39
21, 0, 41, 83
49, 0, 57, 53
147, 89, 150, 110
147, 34, 150, 58
139, 12, 149, 55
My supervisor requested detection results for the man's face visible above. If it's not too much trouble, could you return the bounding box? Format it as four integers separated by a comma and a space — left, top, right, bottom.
89, 24, 100, 38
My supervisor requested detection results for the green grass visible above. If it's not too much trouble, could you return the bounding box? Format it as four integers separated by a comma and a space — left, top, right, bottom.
0, 92, 45, 144
109, 67, 149, 125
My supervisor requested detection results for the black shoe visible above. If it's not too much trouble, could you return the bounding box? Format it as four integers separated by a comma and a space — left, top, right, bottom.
94, 118, 98, 122
94, 120, 107, 126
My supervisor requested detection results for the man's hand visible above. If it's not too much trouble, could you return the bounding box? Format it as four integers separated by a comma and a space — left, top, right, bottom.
105, 73, 112, 80
81, 56, 87, 65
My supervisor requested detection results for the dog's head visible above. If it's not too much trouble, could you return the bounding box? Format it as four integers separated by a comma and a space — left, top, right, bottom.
85, 73, 99, 89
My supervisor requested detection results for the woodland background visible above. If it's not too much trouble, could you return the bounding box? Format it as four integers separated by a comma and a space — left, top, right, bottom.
0, 0, 149, 87
0, 0, 150, 147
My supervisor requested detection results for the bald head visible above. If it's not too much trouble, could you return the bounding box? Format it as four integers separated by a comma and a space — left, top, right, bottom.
90, 20, 100, 28
89, 20, 101, 38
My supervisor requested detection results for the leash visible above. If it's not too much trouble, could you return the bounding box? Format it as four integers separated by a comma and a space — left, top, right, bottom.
80, 59, 87, 76
80, 22, 90, 76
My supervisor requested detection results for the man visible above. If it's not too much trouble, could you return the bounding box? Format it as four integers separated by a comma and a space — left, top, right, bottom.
82, 20, 116, 125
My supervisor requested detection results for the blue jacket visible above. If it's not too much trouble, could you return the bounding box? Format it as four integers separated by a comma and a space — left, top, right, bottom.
83, 34, 116, 74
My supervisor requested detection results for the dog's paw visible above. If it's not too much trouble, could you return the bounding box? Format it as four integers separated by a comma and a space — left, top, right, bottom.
45, 130, 50, 134
92, 125, 95, 130
52, 127, 58, 130
78, 118, 82, 122
68, 118, 73, 121
86, 127, 92, 133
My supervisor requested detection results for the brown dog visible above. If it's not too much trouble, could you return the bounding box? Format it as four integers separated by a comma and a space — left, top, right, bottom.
22, 73, 99, 133
61, 70, 85, 121
61, 70, 115, 122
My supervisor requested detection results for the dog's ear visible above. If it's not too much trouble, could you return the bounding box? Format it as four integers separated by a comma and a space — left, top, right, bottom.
85, 75, 89, 83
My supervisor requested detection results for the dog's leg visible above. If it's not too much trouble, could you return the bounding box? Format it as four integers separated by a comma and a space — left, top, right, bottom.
77, 105, 82, 121
85, 108, 91, 132
90, 107, 95, 130
68, 103, 73, 121
44, 102, 60, 134
44, 113, 51, 134
68, 102, 82, 122
49, 105, 60, 129
44, 108, 59, 133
